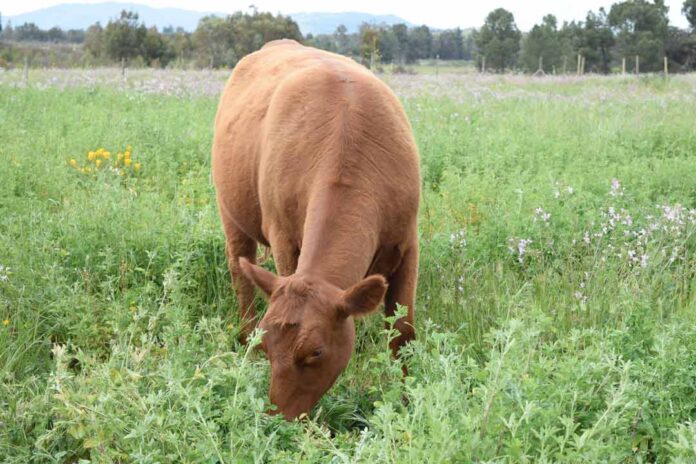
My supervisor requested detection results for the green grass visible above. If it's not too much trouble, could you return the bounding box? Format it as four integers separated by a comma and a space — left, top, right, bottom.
1, 74, 696, 462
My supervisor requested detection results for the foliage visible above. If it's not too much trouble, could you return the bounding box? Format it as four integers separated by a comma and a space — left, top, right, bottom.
192, 11, 302, 68
84, 23, 104, 59
1, 71, 696, 461
474, 8, 522, 72
103, 10, 147, 64
665, 26, 696, 71
433, 28, 472, 60
359, 24, 381, 68
4, 3, 696, 73
561, 9, 615, 73
521, 15, 564, 72
683, 0, 696, 30
5, 22, 84, 43
609, 0, 669, 71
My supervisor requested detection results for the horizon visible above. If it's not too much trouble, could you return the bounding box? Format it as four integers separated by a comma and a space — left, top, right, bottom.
1, 0, 690, 31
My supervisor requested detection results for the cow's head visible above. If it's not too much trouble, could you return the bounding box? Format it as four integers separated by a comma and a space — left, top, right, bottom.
239, 258, 387, 420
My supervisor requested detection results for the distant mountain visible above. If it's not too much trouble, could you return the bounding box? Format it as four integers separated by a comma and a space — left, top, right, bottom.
6, 2, 222, 31
289, 12, 414, 36
5, 3, 417, 35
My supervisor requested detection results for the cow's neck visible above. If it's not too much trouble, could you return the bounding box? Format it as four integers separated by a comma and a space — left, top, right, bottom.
296, 183, 379, 290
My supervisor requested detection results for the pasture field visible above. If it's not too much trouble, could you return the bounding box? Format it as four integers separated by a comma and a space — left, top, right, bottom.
1, 69, 696, 462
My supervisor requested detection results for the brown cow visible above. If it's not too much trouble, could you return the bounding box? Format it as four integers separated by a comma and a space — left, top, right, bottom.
212, 40, 420, 420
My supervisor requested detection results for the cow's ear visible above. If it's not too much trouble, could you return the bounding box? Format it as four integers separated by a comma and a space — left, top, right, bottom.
239, 258, 279, 298
339, 275, 388, 318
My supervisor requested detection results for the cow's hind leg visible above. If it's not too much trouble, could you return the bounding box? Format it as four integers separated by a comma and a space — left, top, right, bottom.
384, 242, 418, 363
224, 221, 258, 342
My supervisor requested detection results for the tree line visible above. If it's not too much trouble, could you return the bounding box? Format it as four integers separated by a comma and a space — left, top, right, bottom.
477, 0, 696, 73
1, 0, 695, 72
0, 9, 302, 68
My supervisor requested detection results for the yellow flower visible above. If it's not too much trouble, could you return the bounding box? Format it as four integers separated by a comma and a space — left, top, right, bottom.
80, 167, 87, 174
103, 151, 110, 159
2, 319, 8, 326
119, 171, 125, 177
69, 159, 78, 168
95, 159, 102, 168
134, 162, 141, 172
117, 153, 124, 161
124, 158, 132, 167
84, 167, 92, 174
88, 151, 96, 161
125, 151, 131, 160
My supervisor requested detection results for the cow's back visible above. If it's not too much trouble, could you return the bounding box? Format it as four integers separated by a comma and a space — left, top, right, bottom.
212, 40, 420, 249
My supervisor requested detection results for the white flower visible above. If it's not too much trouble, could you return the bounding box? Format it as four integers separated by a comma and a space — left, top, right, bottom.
0, 264, 9, 282
534, 207, 551, 223
450, 230, 467, 248
610, 178, 623, 197
508, 237, 532, 264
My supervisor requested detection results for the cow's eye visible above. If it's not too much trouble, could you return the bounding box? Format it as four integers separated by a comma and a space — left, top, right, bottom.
300, 348, 323, 366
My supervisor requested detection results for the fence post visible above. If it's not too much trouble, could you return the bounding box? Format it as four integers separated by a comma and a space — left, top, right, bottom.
435, 54, 439, 79
562, 55, 567, 74
577, 54, 581, 75
635, 55, 639, 75
663, 56, 668, 76
621, 57, 626, 75
581, 55, 585, 74
121, 57, 126, 79
481, 55, 486, 74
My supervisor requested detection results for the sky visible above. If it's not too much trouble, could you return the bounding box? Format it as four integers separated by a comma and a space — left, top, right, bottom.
1, 0, 690, 30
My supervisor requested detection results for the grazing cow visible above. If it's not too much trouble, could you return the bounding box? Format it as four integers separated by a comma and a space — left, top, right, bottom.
212, 40, 420, 420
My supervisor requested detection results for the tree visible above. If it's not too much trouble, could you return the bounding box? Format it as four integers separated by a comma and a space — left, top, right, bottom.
104, 10, 147, 63
165, 28, 193, 64
377, 23, 409, 64
684, 0, 696, 29
359, 24, 380, 68
65, 29, 85, 43
433, 28, 465, 59
665, 26, 696, 70
335, 24, 350, 54
2, 21, 13, 41
192, 16, 233, 67
409, 25, 433, 61
474, 8, 521, 72
192, 11, 302, 68
609, 0, 669, 72
561, 8, 615, 73
521, 15, 563, 72
142, 26, 169, 66
47, 26, 65, 42
84, 23, 104, 58
462, 33, 476, 60
15, 23, 46, 41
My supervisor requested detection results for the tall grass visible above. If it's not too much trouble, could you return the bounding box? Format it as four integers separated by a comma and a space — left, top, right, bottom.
1, 74, 695, 462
